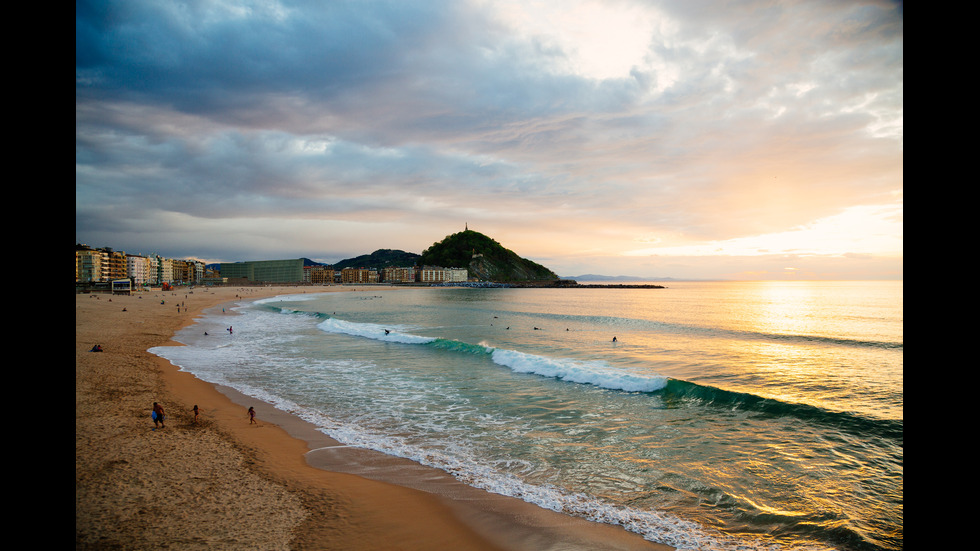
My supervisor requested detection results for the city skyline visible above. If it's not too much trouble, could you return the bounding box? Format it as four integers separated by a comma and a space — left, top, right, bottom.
76, 0, 903, 280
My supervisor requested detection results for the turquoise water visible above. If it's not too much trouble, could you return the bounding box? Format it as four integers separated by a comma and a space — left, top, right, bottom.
152, 281, 903, 551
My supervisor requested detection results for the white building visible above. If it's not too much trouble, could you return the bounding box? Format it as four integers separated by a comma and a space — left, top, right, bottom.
126, 254, 152, 287
419, 266, 468, 283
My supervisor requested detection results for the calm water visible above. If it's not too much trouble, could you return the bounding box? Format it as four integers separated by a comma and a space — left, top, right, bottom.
151, 281, 903, 551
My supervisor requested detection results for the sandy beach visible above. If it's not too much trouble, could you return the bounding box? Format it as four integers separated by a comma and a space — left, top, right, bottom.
76, 285, 672, 551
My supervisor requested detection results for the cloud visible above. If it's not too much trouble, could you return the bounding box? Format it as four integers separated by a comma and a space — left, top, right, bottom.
76, 0, 902, 279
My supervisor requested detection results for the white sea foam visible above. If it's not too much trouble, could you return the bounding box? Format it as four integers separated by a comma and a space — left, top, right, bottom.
316, 317, 436, 344
301, 407, 734, 551
254, 293, 323, 305
490, 348, 668, 392
315, 317, 668, 393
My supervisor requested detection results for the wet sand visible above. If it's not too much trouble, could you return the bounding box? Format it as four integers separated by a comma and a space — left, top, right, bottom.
76, 285, 672, 550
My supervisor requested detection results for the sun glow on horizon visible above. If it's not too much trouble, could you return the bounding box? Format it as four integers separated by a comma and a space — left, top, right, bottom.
622, 202, 902, 260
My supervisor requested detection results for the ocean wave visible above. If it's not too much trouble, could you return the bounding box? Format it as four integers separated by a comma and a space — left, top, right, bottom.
662, 378, 903, 441
511, 309, 902, 350
314, 315, 900, 439
316, 317, 436, 345
490, 349, 669, 393
270, 298, 901, 350
254, 293, 323, 305
316, 317, 668, 393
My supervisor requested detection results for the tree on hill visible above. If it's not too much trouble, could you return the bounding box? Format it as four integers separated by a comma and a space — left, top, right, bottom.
420, 230, 499, 268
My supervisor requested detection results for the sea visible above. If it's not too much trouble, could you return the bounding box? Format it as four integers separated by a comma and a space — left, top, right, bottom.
150, 280, 903, 551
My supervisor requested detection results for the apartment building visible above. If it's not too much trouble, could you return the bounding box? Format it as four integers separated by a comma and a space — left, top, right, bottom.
304, 264, 336, 284
76, 246, 126, 282
418, 266, 468, 283
382, 266, 417, 283
126, 254, 152, 287
76, 248, 103, 282
76, 244, 207, 286
341, 267, 379, 283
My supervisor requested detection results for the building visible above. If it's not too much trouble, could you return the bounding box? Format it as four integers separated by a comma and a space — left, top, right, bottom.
382, 266, 417, 283
340, 267, 379, 284
76, 247, 103, 282
304, 264, 336, 285
157, 257, 174, 285
104, 249, 128, 281
219, 259, 305, 283
111, 279, 132, 295
127, 254, 152, 287
76, 245, 128, 282
169, 258, 205, 284
418, 266, 468, 283
77, 244, 208, 288
447, 267, 468, 282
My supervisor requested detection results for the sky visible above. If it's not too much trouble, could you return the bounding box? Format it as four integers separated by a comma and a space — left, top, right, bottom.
76, 0, 903, 280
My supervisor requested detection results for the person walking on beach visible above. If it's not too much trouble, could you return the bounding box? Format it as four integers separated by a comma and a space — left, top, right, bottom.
192, 405, 200, 424
152, 402, 166, 429
247, 406, 256, 425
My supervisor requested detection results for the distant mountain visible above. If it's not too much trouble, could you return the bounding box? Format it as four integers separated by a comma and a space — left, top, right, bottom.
564, 274, 670, 282
329, 249, 421, 270
420, 230, 559, 282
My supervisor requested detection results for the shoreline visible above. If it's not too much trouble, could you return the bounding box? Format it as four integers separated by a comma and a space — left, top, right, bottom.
76, 285, 672, 550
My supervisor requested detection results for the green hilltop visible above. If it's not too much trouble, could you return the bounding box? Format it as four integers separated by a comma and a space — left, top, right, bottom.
420, 230, 559, 283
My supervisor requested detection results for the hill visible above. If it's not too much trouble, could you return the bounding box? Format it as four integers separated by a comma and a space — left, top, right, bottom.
330, 249, 421, 270
420, 230, 558, 282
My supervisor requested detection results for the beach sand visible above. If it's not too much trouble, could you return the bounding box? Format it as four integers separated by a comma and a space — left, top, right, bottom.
76, 286, 672, 551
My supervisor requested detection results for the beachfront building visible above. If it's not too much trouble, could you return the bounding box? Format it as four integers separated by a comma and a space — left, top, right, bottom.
145, 255, 161, 285
77, 245, 208, 288
76, 245, 128, 282
340, 267, 379, 284
157, 257, 175, 285
382, 266, 417, 283
76, 247, 103, 282
126, 254, 152, 287
419, 266, 447, 283
170, 258, 205, 284
104, 249, 128, 281
418, 266, 468, 283
218, 258, 305, 283
305, 264, 336, 285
